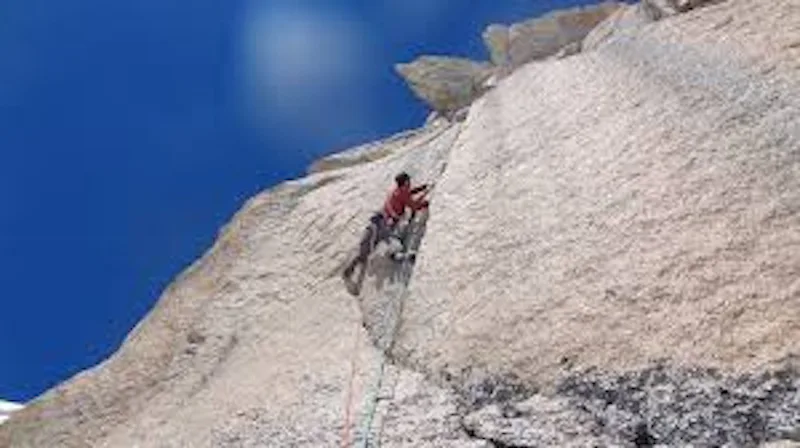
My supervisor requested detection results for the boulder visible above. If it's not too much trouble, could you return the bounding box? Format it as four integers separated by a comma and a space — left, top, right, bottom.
583, 0, 721, 51
674, 0, 722, 12
642, 0, 683, 19
483, 1, 622, 71
583, 5, 644, 51
552, 41, 583, 60
482, 24, 510, 66
395, 56, 494, 114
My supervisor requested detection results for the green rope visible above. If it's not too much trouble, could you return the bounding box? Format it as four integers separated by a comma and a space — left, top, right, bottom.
355, 215, 422, 448
352, 124, 460, 447
356, 350, 388, 448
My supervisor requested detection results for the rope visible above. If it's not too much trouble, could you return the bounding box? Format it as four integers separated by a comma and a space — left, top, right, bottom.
355, 205, 430, 447
342, 122, 462, 447
340, 325, 362, 448
372, 364, 400, 447
356, 350, 389, 448
339, 226, 414, 448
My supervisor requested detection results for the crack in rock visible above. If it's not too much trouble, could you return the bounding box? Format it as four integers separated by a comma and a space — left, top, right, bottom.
460, 417, 529, 448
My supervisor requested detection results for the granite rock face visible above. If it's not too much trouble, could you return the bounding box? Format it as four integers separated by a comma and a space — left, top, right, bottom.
482, 24, 510, 67
584, 0, 725, 51
483, 2, 622, 70
308, 124, 450, 174
395, 56, 493, 115
2, 0, 798, 446
397, 0, 800, 394
455, 364, 800, 447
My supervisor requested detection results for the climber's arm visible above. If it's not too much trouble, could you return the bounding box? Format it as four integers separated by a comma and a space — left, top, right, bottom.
408, 196, 430, 212
410, 184, 429, 195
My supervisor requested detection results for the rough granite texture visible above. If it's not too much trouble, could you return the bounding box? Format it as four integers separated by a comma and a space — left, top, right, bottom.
583, 0, 722, 51
395, 56, 494, 115
308, 123, 451, 175
2, 0, 799, 446
483, 1, 622, 70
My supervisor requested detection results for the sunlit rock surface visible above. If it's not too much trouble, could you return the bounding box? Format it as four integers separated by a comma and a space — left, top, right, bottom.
395, 56, 493, 115
2, 0, 798, 446
483, 2, 622, 70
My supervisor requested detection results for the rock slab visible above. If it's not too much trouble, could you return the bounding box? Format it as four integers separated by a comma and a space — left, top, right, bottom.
483, 1, 622, 69
1, 0, 798, 446
395, 56, 493, 115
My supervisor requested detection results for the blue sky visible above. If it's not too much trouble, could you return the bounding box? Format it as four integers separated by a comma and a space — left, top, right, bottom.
0, 0, 603, 402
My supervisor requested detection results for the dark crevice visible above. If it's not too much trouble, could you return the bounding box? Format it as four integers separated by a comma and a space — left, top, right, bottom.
633, 422, 658, 447
460, 417, 529, 448
353, 208, 431, 356
350, 121, 465, 361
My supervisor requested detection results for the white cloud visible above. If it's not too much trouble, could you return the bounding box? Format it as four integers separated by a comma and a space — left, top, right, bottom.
238, 2, 378, 150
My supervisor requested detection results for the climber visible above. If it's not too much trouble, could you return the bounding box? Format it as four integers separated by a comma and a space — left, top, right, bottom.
342, 172, 430, 291
383, 172, 430, 229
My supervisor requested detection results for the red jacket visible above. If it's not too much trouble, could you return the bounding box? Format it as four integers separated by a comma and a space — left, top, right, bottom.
383, 184, 428, 221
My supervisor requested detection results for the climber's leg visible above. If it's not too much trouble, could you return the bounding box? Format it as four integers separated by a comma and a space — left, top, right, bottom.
343, 223, 376, 279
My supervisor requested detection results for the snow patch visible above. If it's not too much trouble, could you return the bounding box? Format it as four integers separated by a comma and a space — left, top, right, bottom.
0, 400, 23, 425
